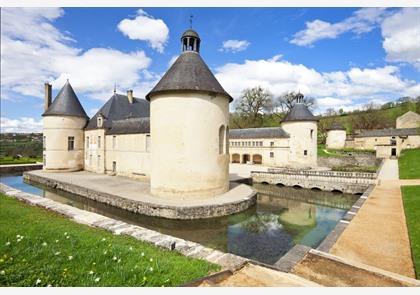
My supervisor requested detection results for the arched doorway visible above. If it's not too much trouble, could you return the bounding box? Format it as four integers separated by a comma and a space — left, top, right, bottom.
252, 154, 262, 164
242, 154, 250, 164
232, 153, 240, 163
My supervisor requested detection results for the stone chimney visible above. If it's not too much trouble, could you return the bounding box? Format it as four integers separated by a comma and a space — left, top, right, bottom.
127, 90, 134, 104
44, 83, 52, 111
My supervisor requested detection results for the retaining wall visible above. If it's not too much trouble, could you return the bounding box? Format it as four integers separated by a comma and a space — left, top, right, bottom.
0, 163, 43, 174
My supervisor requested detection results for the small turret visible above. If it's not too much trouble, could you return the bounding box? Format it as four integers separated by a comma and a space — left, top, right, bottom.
326, 122, 346, 149
281, 94, 318, 168
42, 80, 88, 172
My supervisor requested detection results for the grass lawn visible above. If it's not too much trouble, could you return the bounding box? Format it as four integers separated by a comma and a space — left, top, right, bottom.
0, 157, 42, 165
0, 195, 219, 286
317, 144, 342, 157
399, 148, 420, 179
401, 185, 420, 279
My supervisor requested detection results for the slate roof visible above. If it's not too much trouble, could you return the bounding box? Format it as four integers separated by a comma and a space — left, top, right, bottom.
182, 29, 200, 39
107, 117, 150, 135
229, 127, 290, 139
145, 51, 233, 102
327, 122, 346, 131
354, 128, 420, 138
85, 93, 150, 130
42, 81, 88, 119
281, 103, 318, 122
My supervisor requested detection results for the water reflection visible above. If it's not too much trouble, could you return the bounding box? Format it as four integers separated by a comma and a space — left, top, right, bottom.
1, 174, 358, 265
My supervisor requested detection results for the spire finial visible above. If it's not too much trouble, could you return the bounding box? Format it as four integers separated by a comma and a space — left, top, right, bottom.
189, 14, 193, 29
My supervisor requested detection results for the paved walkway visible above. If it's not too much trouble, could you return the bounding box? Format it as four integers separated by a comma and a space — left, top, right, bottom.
27, 170, 255, 207
199, 264, 320, 287
329, 159, 416, 278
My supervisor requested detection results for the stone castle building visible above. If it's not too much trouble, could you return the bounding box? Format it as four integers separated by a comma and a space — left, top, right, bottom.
325, 111, 420, 158
42, 29, 319, 188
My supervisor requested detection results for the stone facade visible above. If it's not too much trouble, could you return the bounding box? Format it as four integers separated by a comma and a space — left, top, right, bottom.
326, 130, 346, 149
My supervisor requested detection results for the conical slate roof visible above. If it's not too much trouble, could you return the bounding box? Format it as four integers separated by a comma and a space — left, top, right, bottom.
182, 29, 200, 39
42, 81, 88, 119
282, 103, 318, 122
327, 122, 346, 131
145, 51, 233, 102
85, 93, 150, 130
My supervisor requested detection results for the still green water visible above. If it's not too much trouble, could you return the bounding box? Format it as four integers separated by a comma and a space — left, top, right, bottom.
0, 174, 358, 264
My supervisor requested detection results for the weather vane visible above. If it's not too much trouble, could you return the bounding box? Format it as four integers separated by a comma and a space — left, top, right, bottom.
189, 14, 193, 29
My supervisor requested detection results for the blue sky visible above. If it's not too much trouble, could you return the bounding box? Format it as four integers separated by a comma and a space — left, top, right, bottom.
1, 7, 419, 132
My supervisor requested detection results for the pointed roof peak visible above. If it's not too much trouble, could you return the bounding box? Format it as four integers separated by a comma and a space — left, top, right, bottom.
282, 103, 318, 122
42, 81, 88, 119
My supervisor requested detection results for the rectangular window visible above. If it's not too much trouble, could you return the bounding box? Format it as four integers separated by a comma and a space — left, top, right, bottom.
304, 150, 308, 156
146, 135, 151, 152
310, 129, 314, 139
260, 141, 263, 147
97, 155, 101, 168
270, 152, 274, 158
43, 154, 46, 166
98, 136, 101, 148
270, 142, 274, 147
86, 137, 89, 148
89, 154, 92, 165
68, 136, 74, 151
112, 136, 117, 149
112, 161, 116, 173
43, 136, 46, 151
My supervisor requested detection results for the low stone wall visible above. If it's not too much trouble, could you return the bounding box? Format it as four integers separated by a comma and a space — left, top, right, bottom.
252, 169, 376, 194
318, 154, 379, 168
0, 183, 248, 271
0, 163, 43, 174
23, 171, 257, 220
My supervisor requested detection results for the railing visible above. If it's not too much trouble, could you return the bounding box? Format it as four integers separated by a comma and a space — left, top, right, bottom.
262, 168, 377, 179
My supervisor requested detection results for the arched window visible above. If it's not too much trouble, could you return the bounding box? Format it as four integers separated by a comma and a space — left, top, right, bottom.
219, 125, 225, 155
225, 126, 229, 154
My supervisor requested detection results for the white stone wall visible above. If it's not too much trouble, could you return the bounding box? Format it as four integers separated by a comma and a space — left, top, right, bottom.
104, 133, 151, 178
326, 130, 346, 149
281, 121, 317, 168
43, 116, 86, 171
150, 92, 229, 198
84, 129, 105, 173
229, 137, 290, 166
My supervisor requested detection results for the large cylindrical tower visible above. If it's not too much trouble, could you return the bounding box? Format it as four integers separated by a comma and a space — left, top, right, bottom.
146, 29, 233, 198
42, 80, 88, 172
281, 93, 318, 168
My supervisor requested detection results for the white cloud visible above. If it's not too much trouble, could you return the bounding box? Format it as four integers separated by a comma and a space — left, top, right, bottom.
290, 8, 389, 46
117, 9, 169, 53
220, 39, 250, 53
215, 55, 420, 113
0, 117, 43, 133
381, 8, 420, 69
1, 8, 156, 102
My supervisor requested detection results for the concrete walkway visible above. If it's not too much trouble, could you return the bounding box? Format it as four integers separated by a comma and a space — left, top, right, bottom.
329, 159, 416, 278
199, 264, 321, 287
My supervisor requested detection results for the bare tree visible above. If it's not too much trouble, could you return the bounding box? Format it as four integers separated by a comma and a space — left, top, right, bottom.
274, 91, 316, 113
234, 86, 273, 128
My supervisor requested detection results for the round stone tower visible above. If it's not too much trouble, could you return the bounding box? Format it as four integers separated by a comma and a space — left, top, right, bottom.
42, 80, 88, 172
281, 93, 318, 168
146, 29, 233, 198
326, 122, 346, 149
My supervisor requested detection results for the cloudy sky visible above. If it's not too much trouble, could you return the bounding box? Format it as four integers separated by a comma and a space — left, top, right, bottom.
1, 7, 419, 132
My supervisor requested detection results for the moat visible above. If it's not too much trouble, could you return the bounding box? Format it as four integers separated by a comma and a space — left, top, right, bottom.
1, 174, 359, 265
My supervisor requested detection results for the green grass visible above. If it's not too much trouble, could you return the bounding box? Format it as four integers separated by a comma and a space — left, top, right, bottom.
331, 165, 378, 173
0, 157, 42, 165
0, 195, 219, 286
401, 185, 420, 279
399, 148, 420, 179
317, 144, 343, 157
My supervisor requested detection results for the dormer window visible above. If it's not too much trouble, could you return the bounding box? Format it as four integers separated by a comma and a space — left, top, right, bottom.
97, 116, 103, 128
